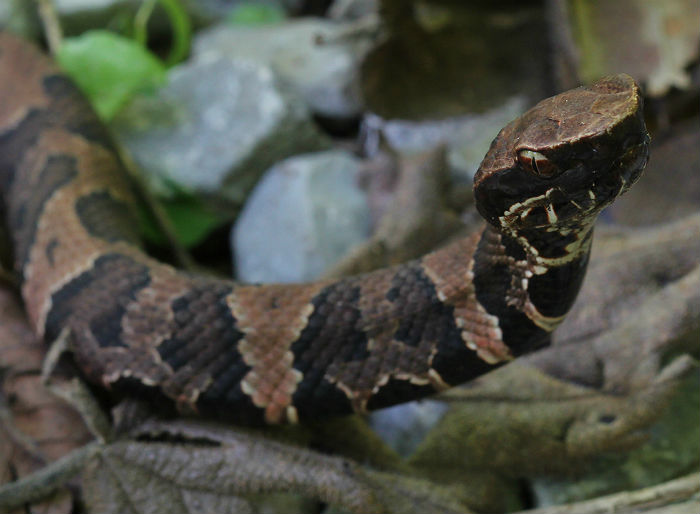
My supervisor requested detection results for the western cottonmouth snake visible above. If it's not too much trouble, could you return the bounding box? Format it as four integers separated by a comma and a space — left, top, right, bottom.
0, 33, 649, 424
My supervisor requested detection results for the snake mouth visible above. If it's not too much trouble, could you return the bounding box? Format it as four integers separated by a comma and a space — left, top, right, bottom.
497, 138, 649, 231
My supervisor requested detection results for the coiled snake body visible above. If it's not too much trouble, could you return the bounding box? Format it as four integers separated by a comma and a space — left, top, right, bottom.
0, 33, 649, 424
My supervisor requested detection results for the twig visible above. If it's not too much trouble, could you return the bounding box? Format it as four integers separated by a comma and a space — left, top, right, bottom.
0, 400, 46, 462
117, 149, 198, 271
134, 0, 158, 47
0, 442, 100, 511
42, 327, 113, 443
514, 473, 700, 514
35, 0, 63, 54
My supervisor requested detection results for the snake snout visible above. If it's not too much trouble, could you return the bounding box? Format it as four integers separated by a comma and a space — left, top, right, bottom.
619, 140, 649, 189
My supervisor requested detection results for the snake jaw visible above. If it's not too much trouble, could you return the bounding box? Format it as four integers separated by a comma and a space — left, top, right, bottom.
481, 129, 648, 234
495, 133, 648, 266
498, 184, 593, 233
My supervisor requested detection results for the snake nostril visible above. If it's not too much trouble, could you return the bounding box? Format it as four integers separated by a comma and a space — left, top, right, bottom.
603, 173, 620, 189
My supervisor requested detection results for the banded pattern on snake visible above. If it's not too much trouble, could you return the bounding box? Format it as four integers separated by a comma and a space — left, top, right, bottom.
0, 33, 649, 424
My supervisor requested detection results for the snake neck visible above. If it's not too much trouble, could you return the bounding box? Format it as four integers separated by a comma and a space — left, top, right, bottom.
471, 221, 593, 355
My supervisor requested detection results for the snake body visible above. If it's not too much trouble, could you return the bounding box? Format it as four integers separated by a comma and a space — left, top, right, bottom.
0, 33, 649, 424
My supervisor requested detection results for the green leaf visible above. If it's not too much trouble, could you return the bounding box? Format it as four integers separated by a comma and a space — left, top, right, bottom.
227, 3, 285, 26
139, 195, 227, 248
56, 30, 166, 120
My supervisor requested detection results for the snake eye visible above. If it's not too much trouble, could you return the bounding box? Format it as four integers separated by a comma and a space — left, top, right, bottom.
517, 149, 558, 177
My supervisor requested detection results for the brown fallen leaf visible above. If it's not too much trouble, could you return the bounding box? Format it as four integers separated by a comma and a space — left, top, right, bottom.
81, 418, 473, 514
555, 213, 700, 347
0, 287, 93, 514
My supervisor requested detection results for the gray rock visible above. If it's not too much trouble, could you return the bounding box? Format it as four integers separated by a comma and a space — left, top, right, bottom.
232, 150, 370, 283
53, 0, 133, 15
182, 0, 304, 25
328, 0, 378, 21
369, 400, 449, 457
363, 96, 527, 183
193, 18, 372, 119
111, 56, 328, 206
0, 1, 15, 30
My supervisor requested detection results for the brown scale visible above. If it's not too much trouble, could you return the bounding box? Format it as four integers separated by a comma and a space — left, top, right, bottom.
228, 282, 329, 423
17, 130, 139, 335
422, 233, 512, 365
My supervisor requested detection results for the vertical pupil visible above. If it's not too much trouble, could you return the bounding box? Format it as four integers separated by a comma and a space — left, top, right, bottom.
519, 150, 556, 176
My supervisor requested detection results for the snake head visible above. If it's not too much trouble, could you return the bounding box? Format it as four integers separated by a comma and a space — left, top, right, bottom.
474, 74, 649, 232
